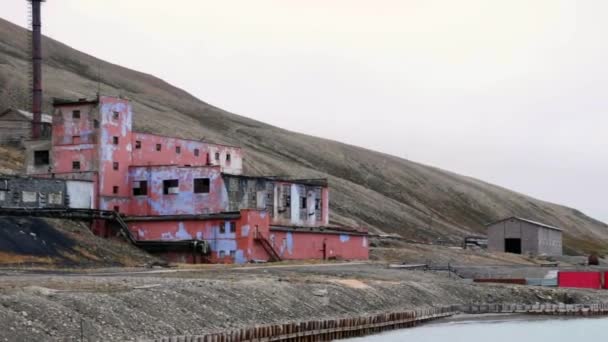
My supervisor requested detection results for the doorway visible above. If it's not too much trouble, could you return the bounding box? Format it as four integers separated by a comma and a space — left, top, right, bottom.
505, 238, 522, 254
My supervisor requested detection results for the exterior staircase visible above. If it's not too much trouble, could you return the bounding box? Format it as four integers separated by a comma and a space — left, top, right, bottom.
254, 231, 282, 262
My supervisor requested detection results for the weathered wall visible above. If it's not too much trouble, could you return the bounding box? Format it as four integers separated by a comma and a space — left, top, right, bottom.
224, 176, 329, 227
97, 97, 133, 214
0, 176, 67, 208
488, 218, 563, 256
23, 139, 52, 174
131, 133, 243, 175
50, 102, 100, 177
128, 165, 228, 216
538, 227, 563, 256
66, 180, 94, 209
269, 228, 368, 260
127, 209, 271, 263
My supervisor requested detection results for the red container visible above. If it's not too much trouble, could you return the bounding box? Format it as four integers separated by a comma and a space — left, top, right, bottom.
558, 271, 602, 289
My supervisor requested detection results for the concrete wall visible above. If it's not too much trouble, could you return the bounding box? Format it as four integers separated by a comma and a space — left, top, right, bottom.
269, 229, 369, 260
0, 176, 68, 208
224, 175, 329, 227
488, 218, 562, 256
128, 165, 228, 216
131, 133, 243, 175
50, 102, 100, 175
127, 209, 270, 264
23, 139, 52, 175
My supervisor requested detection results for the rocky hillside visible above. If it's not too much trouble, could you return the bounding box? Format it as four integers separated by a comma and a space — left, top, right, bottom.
0, 18, 606, 253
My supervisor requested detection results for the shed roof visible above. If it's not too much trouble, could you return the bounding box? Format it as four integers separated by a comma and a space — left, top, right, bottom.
486, 217, 563, 232
0, 108, 52, 124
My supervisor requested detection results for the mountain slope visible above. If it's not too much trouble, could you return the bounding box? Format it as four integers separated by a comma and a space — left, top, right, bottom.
0, 18, 606, 253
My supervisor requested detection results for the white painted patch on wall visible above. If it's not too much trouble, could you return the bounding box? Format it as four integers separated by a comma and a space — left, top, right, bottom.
175, 223, 193, 239
67, 181, 94, 209
22, 191, 37, 203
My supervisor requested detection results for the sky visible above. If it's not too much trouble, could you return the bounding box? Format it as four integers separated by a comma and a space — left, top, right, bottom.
3, 0, 607, 222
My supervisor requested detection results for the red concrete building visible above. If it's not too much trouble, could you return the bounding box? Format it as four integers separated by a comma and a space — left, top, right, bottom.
25, 96, 369, 263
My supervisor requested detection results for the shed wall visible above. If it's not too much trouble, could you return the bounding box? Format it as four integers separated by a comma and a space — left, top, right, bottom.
487, 218, 562, 256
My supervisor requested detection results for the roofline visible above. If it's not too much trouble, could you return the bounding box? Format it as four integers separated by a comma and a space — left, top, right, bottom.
52, 97, 99, 107
485, 217, 563, 231
129, 164, 221, 169
270, 225, 368, 236
123, 212, 241, 222
222, 173, 328, 187
133, 131, 242, 149
0, 108, 52, 123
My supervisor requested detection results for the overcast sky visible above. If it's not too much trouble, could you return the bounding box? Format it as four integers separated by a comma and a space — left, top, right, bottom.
3, 0, 607, 222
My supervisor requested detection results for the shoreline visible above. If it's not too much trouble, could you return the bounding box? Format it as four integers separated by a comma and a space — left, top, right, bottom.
3, 263, 608, 341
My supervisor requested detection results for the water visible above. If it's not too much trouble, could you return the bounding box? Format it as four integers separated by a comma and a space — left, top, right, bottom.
343, 315, 608, 342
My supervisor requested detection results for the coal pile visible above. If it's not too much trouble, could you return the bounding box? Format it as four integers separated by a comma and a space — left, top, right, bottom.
0, 217, 75, 258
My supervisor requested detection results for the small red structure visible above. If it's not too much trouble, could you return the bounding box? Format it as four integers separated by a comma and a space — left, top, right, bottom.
24, 96, 369, 263
557, 271, 602, 289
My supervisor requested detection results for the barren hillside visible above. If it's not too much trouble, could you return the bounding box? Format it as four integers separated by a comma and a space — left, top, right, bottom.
0, 18, 606, 253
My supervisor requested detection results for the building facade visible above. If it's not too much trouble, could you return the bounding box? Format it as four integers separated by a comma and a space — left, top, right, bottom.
487, 217, 562, 256
22, 96, 368, 263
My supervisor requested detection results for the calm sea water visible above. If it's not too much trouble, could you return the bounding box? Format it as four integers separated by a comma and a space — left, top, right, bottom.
343, 315, 608, 342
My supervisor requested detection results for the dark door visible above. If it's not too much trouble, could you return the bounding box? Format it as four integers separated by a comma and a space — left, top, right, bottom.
505, 238, 522, 254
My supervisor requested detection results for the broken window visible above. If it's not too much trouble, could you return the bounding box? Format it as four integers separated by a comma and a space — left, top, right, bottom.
176, 146, 181, 154
133, 180, 148, 196
229, 222, 236, 233
135, 140, 141, 149
226, 153, 231, 162
286, 195, 291, 207
113, 136, 119, 145
93, 120, 99, 128
193, 178, 210, 194
163, 179, 179, 195
219, 222, 226, 234
72, 161, 81, 170
113, 186, 119, 194
34, 150, 49, 166
194, 148, 199, 157
112, 111, 119, 120
72, 110, 81, 119
315, 198, 321, 210
301, 197, 307, 209
156, 143, 162, 151
113, 162, 119, 171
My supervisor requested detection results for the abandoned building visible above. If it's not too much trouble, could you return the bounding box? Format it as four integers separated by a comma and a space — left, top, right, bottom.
487, 217, 563, 256
0, 108, 52, 144
12, 95, 369, 263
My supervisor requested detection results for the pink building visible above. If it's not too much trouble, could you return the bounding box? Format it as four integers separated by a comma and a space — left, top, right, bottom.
25, 96, 368, 263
